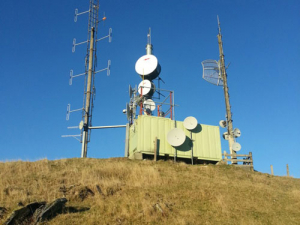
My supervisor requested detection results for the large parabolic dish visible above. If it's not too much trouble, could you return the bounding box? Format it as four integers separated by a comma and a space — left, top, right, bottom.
135, 55, 161, 80
138, 80, 156, 97
167, 128, 186, 147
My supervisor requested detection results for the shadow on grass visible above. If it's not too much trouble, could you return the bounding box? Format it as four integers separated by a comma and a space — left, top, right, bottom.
64, 206, 90, 214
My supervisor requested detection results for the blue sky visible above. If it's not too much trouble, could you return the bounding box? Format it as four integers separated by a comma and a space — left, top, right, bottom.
1, 0, 299, 178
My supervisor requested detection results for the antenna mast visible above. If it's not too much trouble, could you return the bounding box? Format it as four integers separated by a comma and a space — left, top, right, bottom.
146, 28, 153, 55
63, 0, 112, 158
217, 16, 236, 156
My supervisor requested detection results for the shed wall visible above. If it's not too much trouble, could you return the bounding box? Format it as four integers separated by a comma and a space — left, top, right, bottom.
129, 115, 222, 161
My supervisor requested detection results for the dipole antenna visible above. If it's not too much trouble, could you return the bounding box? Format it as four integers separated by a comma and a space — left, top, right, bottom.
216, 16, 235, 157
62, 0, 112, 158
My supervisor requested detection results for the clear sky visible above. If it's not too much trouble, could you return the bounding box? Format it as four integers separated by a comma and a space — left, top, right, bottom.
1, 0, 299, 178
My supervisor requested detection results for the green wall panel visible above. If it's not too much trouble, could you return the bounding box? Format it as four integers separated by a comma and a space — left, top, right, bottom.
129, 115, 222, 161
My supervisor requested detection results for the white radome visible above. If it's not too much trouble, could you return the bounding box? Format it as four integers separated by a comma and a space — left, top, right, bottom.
143, 99, 156, 111
167, 128, 186, 147
135, 55, 161, 80
138, 80, 155, 96
183, 116, 198, 130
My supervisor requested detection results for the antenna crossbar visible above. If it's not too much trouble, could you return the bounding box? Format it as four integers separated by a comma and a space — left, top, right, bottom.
66, 104, 83, 120
94, 60, 111, 76
96, 28, 112, 42
72, 38, 89, 52
61, 134, 81, 142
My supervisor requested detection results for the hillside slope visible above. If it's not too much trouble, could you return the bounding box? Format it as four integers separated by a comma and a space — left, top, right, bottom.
0, 158, 299, 225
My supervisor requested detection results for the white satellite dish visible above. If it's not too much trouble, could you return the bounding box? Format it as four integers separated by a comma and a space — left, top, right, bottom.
143, 99, 156, 111
219, 120, 227, 128
138, 80, 155, 97
223, 131, 229, 140
167, 128, 186, 147
232, 142, 241, 151
201, 59, 223, 86
135, 54, 161, 80
183, 116, 198, 130
79, 120, 84, 130
233, 128, 241, 138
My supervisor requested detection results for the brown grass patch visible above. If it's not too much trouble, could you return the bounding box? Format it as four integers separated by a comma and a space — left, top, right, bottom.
0, 158, 299, 224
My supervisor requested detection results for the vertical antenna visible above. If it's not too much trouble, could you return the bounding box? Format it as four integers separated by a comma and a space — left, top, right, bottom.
217, 15, 221, 35
146, 27, 153, 55
216, 16, 236, 158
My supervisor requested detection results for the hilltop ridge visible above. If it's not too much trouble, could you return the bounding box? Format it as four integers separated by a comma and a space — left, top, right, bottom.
0, 158, 299, 225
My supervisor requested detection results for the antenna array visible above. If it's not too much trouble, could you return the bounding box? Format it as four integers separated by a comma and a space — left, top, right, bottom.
125, 28, 177, 124
62, 0, 112, 158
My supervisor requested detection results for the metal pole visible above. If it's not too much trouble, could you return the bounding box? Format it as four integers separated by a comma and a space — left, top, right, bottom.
217, 17, 236, 161
170, 91, 173, 120
191, 131, 193, 165
270, 165, 274, 175
89, 125, 126, 129
124, 123, 129, 157
172, 91, 175, 121
81, 27, 95, 158
154, 137, 158, 161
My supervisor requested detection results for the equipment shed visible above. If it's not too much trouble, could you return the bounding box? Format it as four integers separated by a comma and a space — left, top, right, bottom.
126, 115, 222, 163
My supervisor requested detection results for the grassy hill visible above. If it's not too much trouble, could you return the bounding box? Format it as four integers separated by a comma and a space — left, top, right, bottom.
0, 158, 299, 225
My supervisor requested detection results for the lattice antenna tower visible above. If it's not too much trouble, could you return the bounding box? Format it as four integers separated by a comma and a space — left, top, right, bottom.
63, 0, 112, 158
125, 28, 177, 125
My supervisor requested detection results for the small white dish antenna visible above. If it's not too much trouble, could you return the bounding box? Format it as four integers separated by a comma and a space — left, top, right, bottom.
223, 131, 229, 140
233, 128, 241, 138
219, 120, 227, 128
232, 142, 241, 151
138, 80, 155, 96
79, 121, 84, 130
129, 85, 133, 98
143, 99, 156, 111
167, 128, 186, 147
201, 59, 223, 86
183, 116, 198, 130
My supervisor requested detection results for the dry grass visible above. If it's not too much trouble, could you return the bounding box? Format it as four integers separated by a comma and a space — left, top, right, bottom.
0, 158, 299, 225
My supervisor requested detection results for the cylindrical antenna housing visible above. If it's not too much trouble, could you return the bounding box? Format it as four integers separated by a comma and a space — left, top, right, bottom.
146, 44, 153, 55
146, 28, 152, 55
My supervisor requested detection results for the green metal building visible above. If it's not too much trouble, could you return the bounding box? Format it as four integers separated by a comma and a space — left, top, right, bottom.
125, 115, 222, 163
